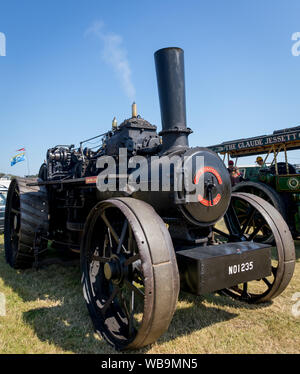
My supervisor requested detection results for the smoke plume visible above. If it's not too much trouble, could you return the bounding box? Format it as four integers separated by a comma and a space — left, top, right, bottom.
86, 21, 136, 101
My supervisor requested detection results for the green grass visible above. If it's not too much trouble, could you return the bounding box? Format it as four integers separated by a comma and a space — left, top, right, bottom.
0, 234, 299, 354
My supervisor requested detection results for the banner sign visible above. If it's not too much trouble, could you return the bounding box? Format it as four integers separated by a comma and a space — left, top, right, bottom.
208, 127, 300, 155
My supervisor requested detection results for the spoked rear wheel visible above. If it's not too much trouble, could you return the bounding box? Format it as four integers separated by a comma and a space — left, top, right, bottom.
213, 192, 295, 303
81, 197, 179, 350
233, 181, 286, 243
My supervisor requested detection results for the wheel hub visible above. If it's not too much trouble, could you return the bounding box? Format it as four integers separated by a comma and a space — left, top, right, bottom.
104, 256, 124, 284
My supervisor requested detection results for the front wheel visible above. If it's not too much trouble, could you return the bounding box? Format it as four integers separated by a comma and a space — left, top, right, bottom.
80, 197, 180, 350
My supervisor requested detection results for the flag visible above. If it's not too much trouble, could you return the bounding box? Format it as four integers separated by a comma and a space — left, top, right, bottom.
11, 152, 26, 167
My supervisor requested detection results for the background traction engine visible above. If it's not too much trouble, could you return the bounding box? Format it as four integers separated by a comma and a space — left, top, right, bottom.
4, 47, 295, 350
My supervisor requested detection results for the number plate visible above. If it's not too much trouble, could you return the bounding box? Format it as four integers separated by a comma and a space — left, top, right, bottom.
176, 241, 271, 295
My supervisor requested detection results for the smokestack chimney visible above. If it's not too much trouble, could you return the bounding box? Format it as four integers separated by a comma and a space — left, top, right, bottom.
154, 47, 192, 153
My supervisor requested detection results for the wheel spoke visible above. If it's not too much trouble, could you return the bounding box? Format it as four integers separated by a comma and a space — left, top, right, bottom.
91, 255, 110, 263
212, 227, 230, 238
101, 286, 119, 316
107, 227, 112, 246
124, 253, 140, 266
124, 279, 145, 299
248, 221, 265, 241
91, 241, 110, 262
101, 213, 120, 244
230, 285, 242, 295
262, 277, 272, 289
245, 226, 251, 235
128, 290, 135, 337
116, 219, 128, 254
241, 283, 250, 300
230, 206, 242, 232
117, 289, 131, 321
241, 206, 255, 235
224, 204, 242, 237
102, 235, 109, 258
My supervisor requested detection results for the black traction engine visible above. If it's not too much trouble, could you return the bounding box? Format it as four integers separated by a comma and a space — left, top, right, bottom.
4, 47, 295, 350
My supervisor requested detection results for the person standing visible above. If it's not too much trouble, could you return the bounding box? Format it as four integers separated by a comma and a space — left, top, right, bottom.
256, 156, 265, 167
227, 160, 242, 186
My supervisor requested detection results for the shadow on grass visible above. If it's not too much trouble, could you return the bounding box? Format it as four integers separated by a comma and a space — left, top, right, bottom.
21, 292, 238, 354
179, 291, 271, 311
156, 293, 238, 347
22, 304, 116, 354
0, 240, 255, 353
0, 240, 117, 353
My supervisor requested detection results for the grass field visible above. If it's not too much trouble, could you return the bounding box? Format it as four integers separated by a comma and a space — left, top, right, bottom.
0, 234, 299, 354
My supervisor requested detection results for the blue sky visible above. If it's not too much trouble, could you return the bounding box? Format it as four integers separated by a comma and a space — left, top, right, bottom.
1, 0, 300, 175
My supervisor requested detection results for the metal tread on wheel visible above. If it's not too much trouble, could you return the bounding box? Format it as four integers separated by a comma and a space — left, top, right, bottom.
4, 177, 49, 269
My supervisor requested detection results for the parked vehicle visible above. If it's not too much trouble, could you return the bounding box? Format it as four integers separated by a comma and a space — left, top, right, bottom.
209, 126, 300, 239
0, 185, 8, 234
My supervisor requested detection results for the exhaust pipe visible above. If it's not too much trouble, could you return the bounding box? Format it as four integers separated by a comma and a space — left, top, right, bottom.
154, 47, 192, 153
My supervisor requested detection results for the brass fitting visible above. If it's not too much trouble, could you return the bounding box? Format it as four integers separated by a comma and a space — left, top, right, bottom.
132, 102, 137, 118
112, 117, 117, 130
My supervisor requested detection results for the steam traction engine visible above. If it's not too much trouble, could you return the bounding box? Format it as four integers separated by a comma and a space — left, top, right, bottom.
4, 48, 295, 350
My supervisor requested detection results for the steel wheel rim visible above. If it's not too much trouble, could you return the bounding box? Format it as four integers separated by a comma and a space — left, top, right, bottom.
81, 198, 179, 350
